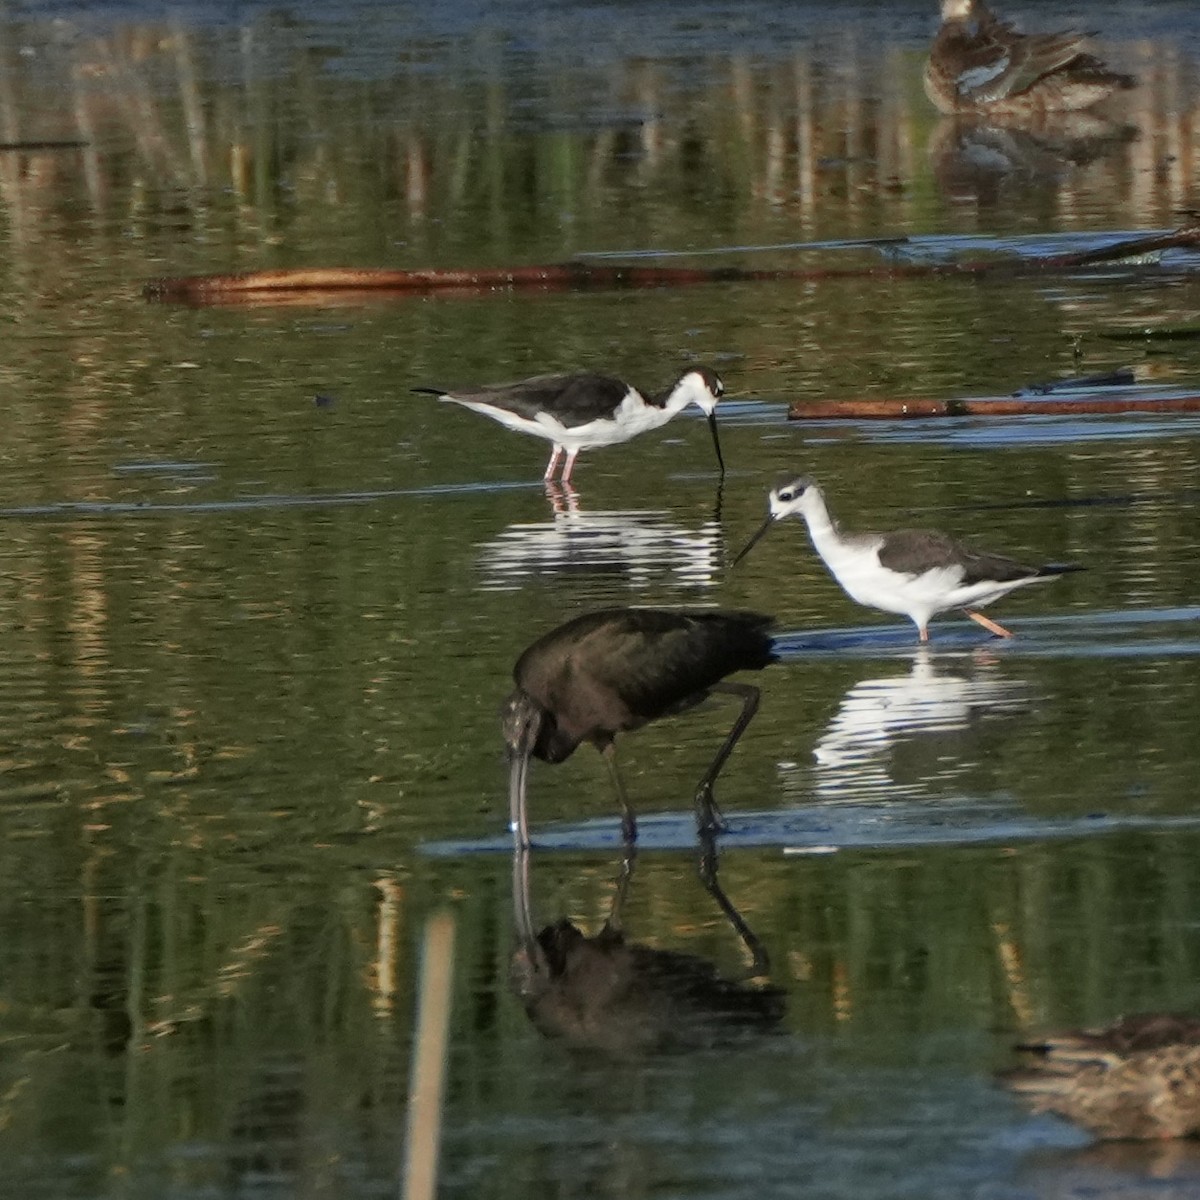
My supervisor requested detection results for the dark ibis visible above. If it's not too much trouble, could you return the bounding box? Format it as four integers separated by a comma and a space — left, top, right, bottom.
502, 606, 775, 847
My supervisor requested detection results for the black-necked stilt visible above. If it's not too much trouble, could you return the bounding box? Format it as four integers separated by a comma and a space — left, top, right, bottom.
413, 367, 726, 484
924, 0, 1134, 115
734, 477, 1082, 642
1003, 1013, 1200, 1139
502, 606, 775, 848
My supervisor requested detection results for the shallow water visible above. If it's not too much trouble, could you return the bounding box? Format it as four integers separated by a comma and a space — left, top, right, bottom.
2, 2, 1200, 1197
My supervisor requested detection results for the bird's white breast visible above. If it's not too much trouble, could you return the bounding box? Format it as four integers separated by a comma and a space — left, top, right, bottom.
825, 543, 964, 616
830, 545, 1044, 618
549, 390, 674, 450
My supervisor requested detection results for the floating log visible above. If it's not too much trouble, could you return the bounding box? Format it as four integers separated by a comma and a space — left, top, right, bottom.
144, 225, 1200, 305
1098, 326, 1200, 342
0, 139, 89, 152
1017, 367, 1135, 394
1044, 225, 1200, 268
144, 263, 791, 302
789, 391, 1200, 420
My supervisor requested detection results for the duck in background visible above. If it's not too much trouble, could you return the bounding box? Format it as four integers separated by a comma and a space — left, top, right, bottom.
1003, 1013, 1200, 1139
924, 0, 1135, 116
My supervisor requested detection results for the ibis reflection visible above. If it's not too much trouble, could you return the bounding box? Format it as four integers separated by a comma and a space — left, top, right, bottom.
510, 837, 784, 1055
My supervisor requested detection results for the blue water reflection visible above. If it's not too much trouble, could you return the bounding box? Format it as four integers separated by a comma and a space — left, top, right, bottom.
475, 488, 722, 592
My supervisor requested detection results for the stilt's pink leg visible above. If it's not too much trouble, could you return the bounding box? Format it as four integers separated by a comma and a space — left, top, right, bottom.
919, 626, 929, 643
560, 449, 580, 483
543, 446, 563, 480
965, 609, 1014, 638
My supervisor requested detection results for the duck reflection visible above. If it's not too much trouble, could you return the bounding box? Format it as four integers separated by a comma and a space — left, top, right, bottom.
798, 648, 1030, 802
928, 114, 1136, 206
509, 836, 784, 1054
476, 483, 721, 592
1016, 1137, 1200, 1197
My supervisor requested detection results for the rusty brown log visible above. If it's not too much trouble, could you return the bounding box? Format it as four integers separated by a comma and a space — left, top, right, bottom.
143, 263, 792, 302
143, 224, 1200, 304
789, 392, 1200, 419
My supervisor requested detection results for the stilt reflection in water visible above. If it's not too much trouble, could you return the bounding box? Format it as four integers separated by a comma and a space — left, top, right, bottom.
475, 484, 722, 593
502, 607, 776, 847
509, 837, 783, 1055
804, 647, 1030, 802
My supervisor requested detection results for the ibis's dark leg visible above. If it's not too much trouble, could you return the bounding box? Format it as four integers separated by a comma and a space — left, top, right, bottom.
693, 682, 760, 836
601, 741, 638, 844
601, 841, 638, 936
696, 829, 770, 977
964, 608, 1014, 638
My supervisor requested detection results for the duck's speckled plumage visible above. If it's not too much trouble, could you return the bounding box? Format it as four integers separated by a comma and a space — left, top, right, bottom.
924, 0, 1135, 115
1003, 1013, 1200, 1140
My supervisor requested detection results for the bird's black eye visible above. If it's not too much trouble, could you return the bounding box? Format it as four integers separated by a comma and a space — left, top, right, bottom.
778, 488, 794, 501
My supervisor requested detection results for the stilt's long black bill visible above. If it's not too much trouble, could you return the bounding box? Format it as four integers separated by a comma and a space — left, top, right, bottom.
707, 411, 726, 476
731, 514, 775, 567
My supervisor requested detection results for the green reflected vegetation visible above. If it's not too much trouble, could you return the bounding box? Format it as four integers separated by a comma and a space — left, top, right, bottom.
0, 4, 1198, 1197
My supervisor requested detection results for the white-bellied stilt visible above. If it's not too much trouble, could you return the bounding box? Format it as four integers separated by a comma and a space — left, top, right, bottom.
734, 477, 1082, 642
413, 367, 726, 484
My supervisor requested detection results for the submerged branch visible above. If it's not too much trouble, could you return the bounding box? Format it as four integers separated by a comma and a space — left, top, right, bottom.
144, 225, 1200, 305
789, 391, 1200, 420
